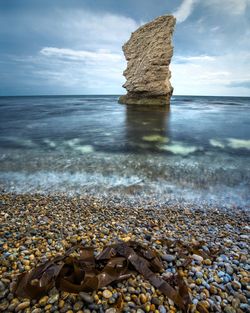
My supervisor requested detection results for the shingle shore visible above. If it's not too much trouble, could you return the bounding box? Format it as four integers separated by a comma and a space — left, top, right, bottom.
0, 194, 249, 313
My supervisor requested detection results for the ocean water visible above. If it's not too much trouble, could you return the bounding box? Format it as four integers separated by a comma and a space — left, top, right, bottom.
0, 95, 249, 209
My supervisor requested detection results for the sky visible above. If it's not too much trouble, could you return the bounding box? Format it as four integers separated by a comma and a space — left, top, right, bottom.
0, 0, 250, 96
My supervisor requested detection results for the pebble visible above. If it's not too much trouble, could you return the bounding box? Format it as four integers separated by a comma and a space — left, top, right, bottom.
139, 294, 147, 304
203, 259, 212, 265
0, 193, 249, 313
48, 293, 59, 304
162, 254, 176, 262
73, 301, 83, 310
192, 254, 203, 263
79, 292, 94, 303
0, 281, 6, 291
209, 285, 218, 295
39, 295, 49, 306
158, 305, 167, 313
224, 305, 236, 313
103, 290, 113, 299
31, 309, 42, 313
0, 300, 9, 311
232, 281, 241, 290
15, 301, 30, 312
196, 271, 203, 278
105, 309, 117, 313
225, 264, 234, 275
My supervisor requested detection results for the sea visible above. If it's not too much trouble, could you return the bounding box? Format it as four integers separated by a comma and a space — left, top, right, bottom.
0, 95, 249, 210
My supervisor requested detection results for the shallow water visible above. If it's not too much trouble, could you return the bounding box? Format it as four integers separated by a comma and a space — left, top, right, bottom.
0, 95, 249, 209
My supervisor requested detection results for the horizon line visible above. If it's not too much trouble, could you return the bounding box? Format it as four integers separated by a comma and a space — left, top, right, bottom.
0, 94, 250, 98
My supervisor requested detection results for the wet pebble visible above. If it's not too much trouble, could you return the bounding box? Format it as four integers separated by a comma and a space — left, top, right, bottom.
162, 254, 176, 262
103, 290, 113, 299
15, 301, 30, 312
79, 292, 94, 303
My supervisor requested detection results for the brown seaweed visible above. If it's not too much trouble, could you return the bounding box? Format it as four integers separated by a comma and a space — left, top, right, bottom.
14, 241, 192, 312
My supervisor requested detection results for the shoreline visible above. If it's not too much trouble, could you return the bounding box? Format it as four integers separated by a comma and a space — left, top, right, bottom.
0, 193, 249, 312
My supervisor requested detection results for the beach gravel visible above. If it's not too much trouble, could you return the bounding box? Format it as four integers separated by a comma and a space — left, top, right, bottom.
0, 193, 249, 312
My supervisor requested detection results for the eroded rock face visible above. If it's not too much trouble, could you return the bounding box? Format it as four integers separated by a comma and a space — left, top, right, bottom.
119, 15, 176, 106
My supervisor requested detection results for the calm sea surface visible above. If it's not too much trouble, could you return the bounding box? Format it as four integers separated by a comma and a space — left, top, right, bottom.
0, 95, 249, 209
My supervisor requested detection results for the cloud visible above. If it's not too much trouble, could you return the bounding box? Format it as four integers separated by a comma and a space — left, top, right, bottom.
205, 0, 250, 15
31, 48, 125, 93
0, 9, 140, 95
174, 55, 215, 63
40, 47, 122, 63
0, 1, 250, 96
171, 52, 250, 96
173, 0, 198, 23
227, 80, 250, 89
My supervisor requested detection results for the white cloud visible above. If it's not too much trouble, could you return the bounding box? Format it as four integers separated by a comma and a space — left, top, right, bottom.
171, 52, 250, 96
32, 49, 125, 93
173, 0, 198, 23
175, 55, 215, 62
205, 0, 250, 15
5, 10, 141, 94
172, 0, 244, 27
40, 47, 122, 63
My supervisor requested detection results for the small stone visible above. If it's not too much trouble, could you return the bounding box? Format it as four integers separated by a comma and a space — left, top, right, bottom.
224, 305, 236, 313
44, 304, 52, 310
15, 301, 30, 312
0, 289, 8, 300
8, 302, 18, 311
210, 285, 217, 294
0, 300, 9, 311
103, 290, 113, 299
225, 264, 234, 275
105, 309, 117, 313
73, 301, 83, 311
240, 304, 250, 310
58, 299, 65, 308
199, 300, 210, 309
151, 297, 161, 306
162, 254, 176, 262
232, 298, 240, 309
31, 309, 42, 313
79, 292, 94, 303
139, 294, 147, 304
196, 278, 202, 285
192, 254, 203, 263
237, 294, 247, 303
203, 259, 212, 265
158, 305, 167, 313
144, 234, 152, 241
231, 281, 241, 290
38, 295, 48, 306
0, 281, 6, 291
218, 271, 226, 277
48, 293, 59, 304
196, 271, 203, 278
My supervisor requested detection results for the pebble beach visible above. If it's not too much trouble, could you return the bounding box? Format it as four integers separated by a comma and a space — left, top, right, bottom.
0, 193, 249, 313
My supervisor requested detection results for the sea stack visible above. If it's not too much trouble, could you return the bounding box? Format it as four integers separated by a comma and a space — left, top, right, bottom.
119, 15, 176, 106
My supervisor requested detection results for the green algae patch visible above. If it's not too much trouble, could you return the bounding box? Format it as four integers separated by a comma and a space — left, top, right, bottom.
75, 145, 95, 153
142, 135, 169, 143
227, 138, 250, 150
209, 139, 225, 149
159, 142, 199, 155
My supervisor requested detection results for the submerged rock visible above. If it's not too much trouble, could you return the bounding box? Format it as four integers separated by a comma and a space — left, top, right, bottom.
119, 15, 176, 106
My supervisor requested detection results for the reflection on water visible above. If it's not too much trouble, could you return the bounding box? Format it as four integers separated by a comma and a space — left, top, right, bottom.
0, 95, 249, 209
125, 106, 170, 152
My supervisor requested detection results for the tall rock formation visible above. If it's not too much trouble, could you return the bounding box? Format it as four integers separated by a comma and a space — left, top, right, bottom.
119, 15, 176, 106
